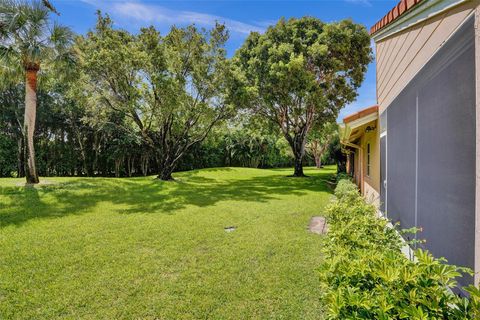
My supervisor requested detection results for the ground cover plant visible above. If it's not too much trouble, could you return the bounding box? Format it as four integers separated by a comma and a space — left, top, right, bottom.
0, 166, 335, 319
321, 178, 480, 319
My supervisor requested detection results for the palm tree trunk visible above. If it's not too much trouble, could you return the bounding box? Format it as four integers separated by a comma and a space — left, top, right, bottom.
24, 68, 39, 184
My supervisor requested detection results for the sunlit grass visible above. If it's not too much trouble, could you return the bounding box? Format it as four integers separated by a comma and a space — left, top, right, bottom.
0, 166, 335, 319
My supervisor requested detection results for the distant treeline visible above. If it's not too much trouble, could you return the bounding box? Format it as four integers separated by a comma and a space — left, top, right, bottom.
0, 84, 340, 177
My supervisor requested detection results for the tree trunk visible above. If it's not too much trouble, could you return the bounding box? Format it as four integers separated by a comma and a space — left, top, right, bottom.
289, 132, 307, 177
140, 154, 148, 176
156, 149, 176, 181
314, 154, 322, 169
24, 68, 39, 184
293, 154, 305, 177
158, 166, 174, 181
114, 158, 122, 178
73, 125, 88, 175
126, 156, 134, 177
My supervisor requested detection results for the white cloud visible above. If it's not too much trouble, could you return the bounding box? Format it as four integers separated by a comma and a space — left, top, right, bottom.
81, 0, 264, 35
344, 0, 372, 7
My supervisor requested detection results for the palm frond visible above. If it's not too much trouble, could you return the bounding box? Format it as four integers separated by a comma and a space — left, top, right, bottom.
0, 45, 23, 89
50, 22, 74, 51
41, 0, 59, 15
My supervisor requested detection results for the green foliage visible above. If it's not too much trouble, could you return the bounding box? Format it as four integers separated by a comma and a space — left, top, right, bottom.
331, 178, 358, 202
78, 13, 236, 180
233, 17, 372, 176
321, 178, 480, 319
323, 135, 345, 169
222, 129, 292, 168
0, 134, 17, 177
0, 0, 75, 83
307, 122, 338, 168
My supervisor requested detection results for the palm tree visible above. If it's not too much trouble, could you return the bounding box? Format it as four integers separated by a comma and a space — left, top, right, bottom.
0, 0, 74, 184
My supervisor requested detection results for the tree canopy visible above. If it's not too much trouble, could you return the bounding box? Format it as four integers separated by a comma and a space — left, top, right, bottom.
0, 7, 367, 180
233, 17, 371, 176
78, 13, 237, 180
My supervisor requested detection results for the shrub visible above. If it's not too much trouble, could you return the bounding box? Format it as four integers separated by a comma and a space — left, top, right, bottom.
320, 178, 480, 319
335, 172, 351, 183
332, 178, 359, 203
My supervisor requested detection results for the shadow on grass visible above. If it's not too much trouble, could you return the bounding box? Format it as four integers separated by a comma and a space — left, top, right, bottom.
0, 167, 335, 228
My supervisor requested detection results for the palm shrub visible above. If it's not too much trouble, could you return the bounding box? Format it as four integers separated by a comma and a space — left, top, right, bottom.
321, 178, 480, 319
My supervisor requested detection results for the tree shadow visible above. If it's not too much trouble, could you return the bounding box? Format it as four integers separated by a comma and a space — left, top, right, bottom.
0, 168, 335, 228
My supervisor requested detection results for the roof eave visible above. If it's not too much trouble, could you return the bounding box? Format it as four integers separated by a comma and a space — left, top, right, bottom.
340, 107, 379, 143
371, 0, 468, 42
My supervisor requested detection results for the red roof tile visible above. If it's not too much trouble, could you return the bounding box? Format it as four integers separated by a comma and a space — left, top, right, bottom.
343, 105, 379, 124
370, 0, 425, 35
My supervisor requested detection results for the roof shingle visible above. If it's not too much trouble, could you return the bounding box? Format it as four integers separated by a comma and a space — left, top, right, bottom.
370, 0, 425, 35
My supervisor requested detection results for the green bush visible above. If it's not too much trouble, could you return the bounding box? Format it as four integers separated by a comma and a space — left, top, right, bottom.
332, 178, 358, 203
320, 178, 480, 319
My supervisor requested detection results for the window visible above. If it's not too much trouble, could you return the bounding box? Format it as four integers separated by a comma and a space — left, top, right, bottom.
367, 143, 371, 177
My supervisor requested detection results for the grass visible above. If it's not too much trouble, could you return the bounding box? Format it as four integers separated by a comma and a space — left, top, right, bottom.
0, 166, 335, 319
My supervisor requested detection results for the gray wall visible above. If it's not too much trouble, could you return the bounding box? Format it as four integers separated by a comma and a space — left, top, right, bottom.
380, 16, 476, 287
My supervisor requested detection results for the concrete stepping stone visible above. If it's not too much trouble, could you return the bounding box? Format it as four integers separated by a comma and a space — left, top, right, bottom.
309, 216, 328, 234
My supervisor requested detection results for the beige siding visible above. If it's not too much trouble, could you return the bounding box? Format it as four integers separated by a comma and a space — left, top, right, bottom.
376, 0, 478, 113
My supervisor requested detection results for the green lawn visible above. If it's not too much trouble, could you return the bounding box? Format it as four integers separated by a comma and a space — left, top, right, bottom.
0, 166, 335, 319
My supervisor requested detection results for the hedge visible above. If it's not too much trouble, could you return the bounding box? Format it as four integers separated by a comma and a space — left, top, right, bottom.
320, 178, 480, 319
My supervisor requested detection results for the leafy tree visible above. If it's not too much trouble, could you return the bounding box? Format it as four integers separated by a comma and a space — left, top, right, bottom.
0, 84, 24, 177
0, 0, 74, 183
234, 17, 371, 177
79, 13, 235, 180
222, 128, 291, 168
307, 122, 337, 168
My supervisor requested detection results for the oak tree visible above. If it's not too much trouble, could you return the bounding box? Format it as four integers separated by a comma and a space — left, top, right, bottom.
234, 17, 371, 176
79, 13, 235, 180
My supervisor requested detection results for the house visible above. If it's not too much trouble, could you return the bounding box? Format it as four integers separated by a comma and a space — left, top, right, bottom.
340, 105, 381, 206
363, 0, 480, 287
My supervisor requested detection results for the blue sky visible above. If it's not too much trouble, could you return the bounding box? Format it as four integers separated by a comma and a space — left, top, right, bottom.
54, 0, 397, 120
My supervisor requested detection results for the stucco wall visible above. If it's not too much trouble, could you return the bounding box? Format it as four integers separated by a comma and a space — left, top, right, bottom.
347, 119, 381, 203
361, 119, 380, 194
364, 181, 380, 207
375, 0, 478, 114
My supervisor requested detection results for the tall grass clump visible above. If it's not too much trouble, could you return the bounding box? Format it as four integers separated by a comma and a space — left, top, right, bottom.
320, 178, 480, 319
